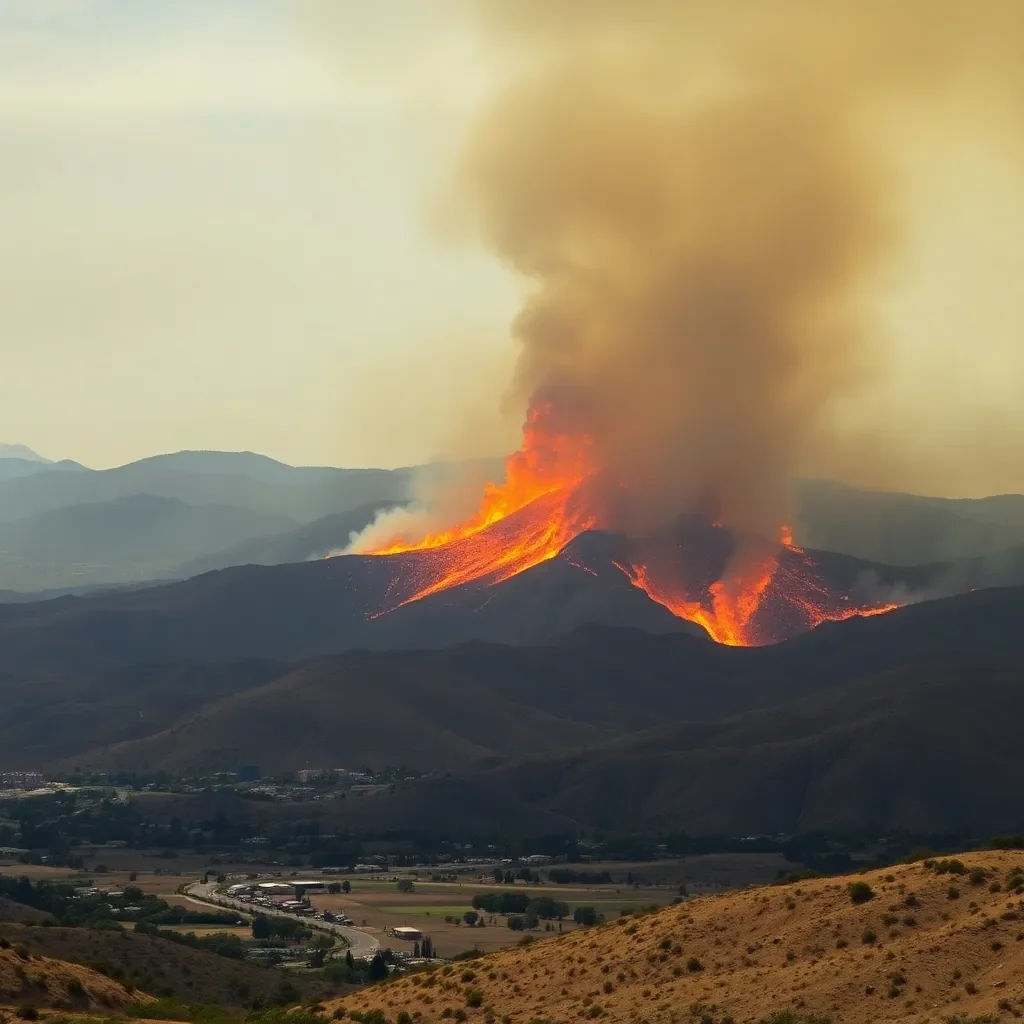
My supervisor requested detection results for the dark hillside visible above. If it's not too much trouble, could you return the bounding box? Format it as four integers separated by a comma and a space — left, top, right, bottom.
0, 921, 329, 1007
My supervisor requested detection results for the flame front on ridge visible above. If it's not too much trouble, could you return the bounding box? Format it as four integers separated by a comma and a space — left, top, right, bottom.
361, 408, 899, 644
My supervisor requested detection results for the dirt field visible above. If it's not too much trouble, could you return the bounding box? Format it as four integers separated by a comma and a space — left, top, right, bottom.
308, 877, 680, 958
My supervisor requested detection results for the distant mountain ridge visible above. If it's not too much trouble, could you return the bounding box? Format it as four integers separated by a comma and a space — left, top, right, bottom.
0, 447, 1023, 596
0, 443, 48, 461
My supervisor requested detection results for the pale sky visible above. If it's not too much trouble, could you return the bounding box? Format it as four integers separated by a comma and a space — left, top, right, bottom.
2, 1, 1023, 495
0, 0, 521, 470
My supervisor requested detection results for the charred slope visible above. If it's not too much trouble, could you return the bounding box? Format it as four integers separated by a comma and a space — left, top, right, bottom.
466, 655, 1024, 836
0, 659, 286, 770
5, 513, 1024, 680
0, 534, 698, 677
50, 584, 1024, 789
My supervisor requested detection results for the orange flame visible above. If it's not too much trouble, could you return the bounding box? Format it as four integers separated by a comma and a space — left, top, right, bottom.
370, 404, 592, 557
361, 406, 900, 642
615, 559, 776, 646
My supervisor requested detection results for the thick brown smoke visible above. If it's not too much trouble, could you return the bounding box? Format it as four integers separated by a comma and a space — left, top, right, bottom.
456, 0, 1024, 540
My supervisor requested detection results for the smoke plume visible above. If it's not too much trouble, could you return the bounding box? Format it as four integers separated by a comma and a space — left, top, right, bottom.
450, 0, 1024, 543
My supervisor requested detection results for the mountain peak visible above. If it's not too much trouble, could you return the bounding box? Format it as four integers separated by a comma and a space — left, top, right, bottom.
0, 443, 49, 463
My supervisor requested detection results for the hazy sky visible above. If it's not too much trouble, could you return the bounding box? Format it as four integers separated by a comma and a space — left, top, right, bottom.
2, 1, 1023, 496
0, 0, 521, 470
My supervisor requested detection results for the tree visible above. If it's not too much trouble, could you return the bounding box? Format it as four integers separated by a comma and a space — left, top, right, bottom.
252, 914, 271, 940
517, 868, 535, 882
492, 868, 504, 884
341, 880, 351, 894
472, 893, 500, 914
463, 910, 479, 926
422, 935, 435, 959
507, 915, 525, 931
308, 947, 327, 968
413, 941, 421, 957
503, 870, 515, 885
528, 896, 569, 920
345, 950, 355, 969
327, 882, 342, 895
523, 909, 539, 930
396, 878, 414, 893
498, 892, 530, 915
367, 951, 389, 982
573, 906, 599, 926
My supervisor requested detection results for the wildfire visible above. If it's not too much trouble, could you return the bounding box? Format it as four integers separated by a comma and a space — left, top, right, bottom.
615, 559, 776, 646
364, 404, 596, 613
361, 407, 900, 643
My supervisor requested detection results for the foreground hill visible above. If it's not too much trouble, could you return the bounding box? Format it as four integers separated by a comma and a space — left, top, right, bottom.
333, 851, 1024, 1024
0, 921, 328, 1008
0, 936, 144, 1013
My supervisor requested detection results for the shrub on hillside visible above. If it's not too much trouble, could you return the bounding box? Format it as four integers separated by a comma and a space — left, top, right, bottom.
760, 1012, 832, 1024
847, 882, 874, 904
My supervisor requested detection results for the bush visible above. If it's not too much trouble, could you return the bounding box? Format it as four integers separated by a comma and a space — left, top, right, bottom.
861, 928, 877, 945
16, 1007, 39, 1021
686, 958, 704, 973
969, 868, 987, 887
847, 882, 874, 904
947, 886, 961, 900
507, 916, 524, 931
465, 990, 484, 1008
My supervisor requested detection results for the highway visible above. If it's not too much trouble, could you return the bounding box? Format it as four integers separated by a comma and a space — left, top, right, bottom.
182, 880, 380, 960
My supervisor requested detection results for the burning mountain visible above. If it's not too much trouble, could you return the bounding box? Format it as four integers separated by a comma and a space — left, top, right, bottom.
357, 404, 897, 646
346, 1, 1020, 645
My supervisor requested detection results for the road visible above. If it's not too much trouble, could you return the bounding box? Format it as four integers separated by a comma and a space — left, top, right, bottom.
182, 880, 380, 960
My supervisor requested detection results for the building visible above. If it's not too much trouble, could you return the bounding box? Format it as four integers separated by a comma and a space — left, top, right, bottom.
292, 880, 327, 895
256, 882, 296, 897
390, 926, 423, 942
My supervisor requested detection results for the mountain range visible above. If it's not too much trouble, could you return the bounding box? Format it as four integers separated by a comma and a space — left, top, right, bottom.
3, 446, 1024, 595
3, 444, 1024, 839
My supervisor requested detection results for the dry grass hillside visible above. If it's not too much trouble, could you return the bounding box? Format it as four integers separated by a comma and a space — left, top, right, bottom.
330, 852, 1024, 1024
0, 939, 146, 1014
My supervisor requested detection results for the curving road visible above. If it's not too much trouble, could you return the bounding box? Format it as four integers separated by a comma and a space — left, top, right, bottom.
182, 880, 380, 960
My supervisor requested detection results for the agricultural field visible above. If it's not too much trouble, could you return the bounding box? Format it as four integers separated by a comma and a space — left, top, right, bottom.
307, 876, 681, 958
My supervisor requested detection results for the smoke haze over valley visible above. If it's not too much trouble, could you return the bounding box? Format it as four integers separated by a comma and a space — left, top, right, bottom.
3, 12, 1024, 1014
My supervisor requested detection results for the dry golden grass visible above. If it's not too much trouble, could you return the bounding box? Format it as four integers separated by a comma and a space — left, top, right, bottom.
0, 942, 148, 1013
328, 851, 1024, 1024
